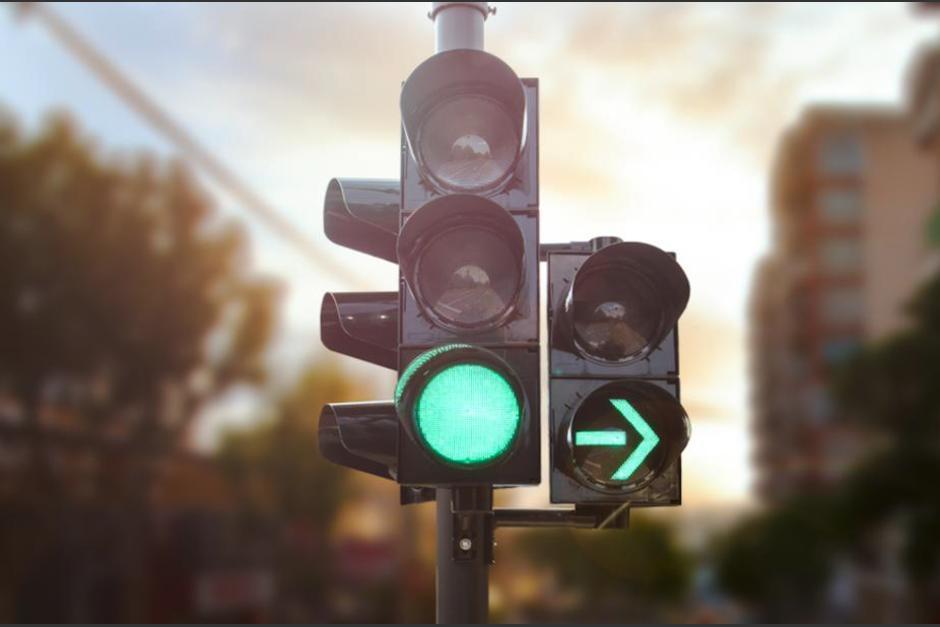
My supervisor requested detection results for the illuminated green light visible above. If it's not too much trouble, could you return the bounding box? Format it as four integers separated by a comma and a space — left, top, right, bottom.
575, 430, 627, 447
395, 343, 472, 404
610, 398, 660, 481
415, 362, 520, 466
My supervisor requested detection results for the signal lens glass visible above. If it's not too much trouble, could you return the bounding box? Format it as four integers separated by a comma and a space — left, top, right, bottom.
415, 362, 521, 466
570, 394, 660, 488
568, 383, 688, 492
572, 268, 663, 362
418, 95, 519, 191
417, 226, 521, 328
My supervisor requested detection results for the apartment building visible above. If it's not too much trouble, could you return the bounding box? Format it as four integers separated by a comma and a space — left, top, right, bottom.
751, 105, 939, 502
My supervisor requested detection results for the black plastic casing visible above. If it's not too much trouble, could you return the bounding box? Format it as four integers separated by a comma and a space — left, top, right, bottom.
396, 79, 540, 487
547, 246, 683, 506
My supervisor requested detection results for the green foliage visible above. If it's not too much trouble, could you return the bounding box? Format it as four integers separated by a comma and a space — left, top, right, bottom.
832, 203, 940, 443
826, 204, 940, 592
832, 329, 940, 441
926, 202, 940, 249
715, 204, 940, 619
0, 108, 280, 621
217, 364, 361, 526
713, 496, 835, 616
215, 362, 370, 617
520, 516, 694, 605
0, 110, 278, 429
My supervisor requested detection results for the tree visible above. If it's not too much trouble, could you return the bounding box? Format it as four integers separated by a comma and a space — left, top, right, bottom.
517, 516, 694, 622
0, 108, 279, 620
0, 109, 277, 489
217, 365, 358, 529
828, 210, 940, 618
216, 362, 372, 622
714, 206, 940, 622
713, 495, 836, 621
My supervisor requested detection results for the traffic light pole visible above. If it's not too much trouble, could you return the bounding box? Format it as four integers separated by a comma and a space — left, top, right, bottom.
435, 486, 493, 624
430, 1, 493, 53
429, 3, 495, 624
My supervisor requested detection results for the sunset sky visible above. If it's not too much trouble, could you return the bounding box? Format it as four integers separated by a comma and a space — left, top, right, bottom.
2, 2, 937, 507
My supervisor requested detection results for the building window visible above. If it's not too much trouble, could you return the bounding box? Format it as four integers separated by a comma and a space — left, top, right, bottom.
821, 287, 864, 325
822, 337, 862, 366
818, 133, 864, 175
803, 384, 833, 424
818, 189, 863, 225
820, 238, 862, 275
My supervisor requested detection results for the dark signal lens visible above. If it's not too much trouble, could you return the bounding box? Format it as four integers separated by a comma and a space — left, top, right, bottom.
401, 49, 526, 195
571, 267, 664, 362
398, 195, 526, 333
418, 95, 519, 192
567, 242, 689, 363
416, 226, 521, 327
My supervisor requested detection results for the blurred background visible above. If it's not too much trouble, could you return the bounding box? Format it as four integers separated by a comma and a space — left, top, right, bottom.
1, 1, 940, 622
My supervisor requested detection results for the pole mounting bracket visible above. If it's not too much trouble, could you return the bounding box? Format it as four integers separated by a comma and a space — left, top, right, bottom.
493, 503, 630, 529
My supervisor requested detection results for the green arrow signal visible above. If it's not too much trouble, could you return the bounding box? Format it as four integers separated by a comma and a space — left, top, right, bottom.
609, 398, 660, 481
575, 430, 627, 446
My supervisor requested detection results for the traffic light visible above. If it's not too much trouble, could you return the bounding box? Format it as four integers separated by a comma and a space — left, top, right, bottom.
314, 5, 698, 622
546, 238, 691, 506
318, 36, 691, 510
318, 48, 541, 488
395, 48, 540, 487
318, 178, 401, 480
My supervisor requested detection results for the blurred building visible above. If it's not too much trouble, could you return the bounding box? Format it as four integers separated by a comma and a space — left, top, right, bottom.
751, 105, 940, 502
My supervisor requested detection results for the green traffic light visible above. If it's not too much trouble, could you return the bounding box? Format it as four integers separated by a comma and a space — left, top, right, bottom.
567, 385, 683, 491
609, 398, 660, 481
414, 362, 521, 466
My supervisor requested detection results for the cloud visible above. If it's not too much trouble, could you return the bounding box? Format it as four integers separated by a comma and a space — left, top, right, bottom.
144, 2, 891, 206
515, 2, 905, 179
183, 3, 429, 140
679, 309, 747, 424
555, 4, 805, 160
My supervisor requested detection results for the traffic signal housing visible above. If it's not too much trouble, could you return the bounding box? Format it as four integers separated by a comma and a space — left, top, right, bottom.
318, 48, 691, 507
547, 238, 691, 506
318, 178, 401, 480
318, 48, 541, 490
394, 48, 541, 487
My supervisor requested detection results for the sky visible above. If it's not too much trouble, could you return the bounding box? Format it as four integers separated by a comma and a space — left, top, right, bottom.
1, 2, 937, 508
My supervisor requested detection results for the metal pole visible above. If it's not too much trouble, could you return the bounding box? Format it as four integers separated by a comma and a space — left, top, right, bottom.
437, 486, 493, 624
436, 487, 493, 624
430, 1, 492, 53
428, 3, 494, 623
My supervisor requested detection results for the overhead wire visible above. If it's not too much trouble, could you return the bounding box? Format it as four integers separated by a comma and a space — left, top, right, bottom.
15, 1, 365, 288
